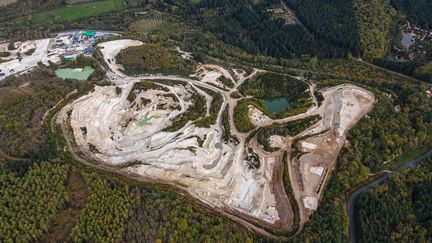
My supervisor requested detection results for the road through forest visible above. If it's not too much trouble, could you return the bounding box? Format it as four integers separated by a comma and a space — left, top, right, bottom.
348, 150, 432, 243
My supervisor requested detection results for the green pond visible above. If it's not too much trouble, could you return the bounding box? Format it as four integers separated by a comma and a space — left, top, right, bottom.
260, 97, 291, 113
137, 116, 151, 126
55, 66, 95, 80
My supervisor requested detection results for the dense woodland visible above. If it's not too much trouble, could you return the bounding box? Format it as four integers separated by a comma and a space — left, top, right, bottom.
0, 160, 69, 242
69, 173, 132, 242
391, 0, 432, 29
283, 0, 360, 54
239, 72, 309, 101
123, 186, 253, 242
0, 0, 65, 23
182, 0, 348, 59
116, 44, 194, 75
238, 72, 312, 119
353, 0, 397, 60
355, 156, 432, 242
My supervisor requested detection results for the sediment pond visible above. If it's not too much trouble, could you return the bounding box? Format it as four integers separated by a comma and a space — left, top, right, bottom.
55, 66, 95, 80
260, 97, 290, 113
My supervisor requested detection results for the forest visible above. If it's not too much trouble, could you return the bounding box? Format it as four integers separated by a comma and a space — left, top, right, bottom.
233, 98, 257, 133
390, 0, 432, 29
239, 72, 309, 101
195, 88, 223, 128
353, 0, 396, 60
355, 155, 432, 242
0, 154, 254, 243
181, 0, 349, 59
123, 185, 253, 242
69, 172, 132, 242
282, 0, 360, 54
116, 44, 194, 76
0, 160, 69, 242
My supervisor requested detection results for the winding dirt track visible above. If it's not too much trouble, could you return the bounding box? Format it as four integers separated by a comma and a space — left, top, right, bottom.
0, 147, 26, 161
55, 56, 302, 239
57, 105, 296, 241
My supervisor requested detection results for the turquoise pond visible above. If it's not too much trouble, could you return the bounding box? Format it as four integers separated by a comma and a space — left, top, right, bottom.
137, 116, 151, 126
260, 97, 291, 113
55, 66, 95, 80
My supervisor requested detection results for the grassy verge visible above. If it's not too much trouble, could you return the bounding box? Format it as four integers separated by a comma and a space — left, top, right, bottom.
384, 146, 429, 170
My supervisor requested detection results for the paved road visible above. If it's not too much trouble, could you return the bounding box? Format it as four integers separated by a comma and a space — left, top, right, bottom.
348, 150, 432, 243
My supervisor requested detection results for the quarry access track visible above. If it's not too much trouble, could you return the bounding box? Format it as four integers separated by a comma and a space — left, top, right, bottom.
55, 59, 302, 240
56, 89, 298, 242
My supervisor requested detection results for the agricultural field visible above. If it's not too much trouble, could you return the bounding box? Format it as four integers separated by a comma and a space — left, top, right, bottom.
10, 0, 125, 28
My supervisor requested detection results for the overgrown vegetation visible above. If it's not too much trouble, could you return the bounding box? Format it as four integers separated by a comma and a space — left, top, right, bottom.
116, 44, 194, 76
282, 152, 300, 237
240, 72, 309, 99
239, 72, 312, 118
221, 105, 231, 142
257, 115, 321, 152
127, 80, 168, 103
0, 67, 90, 158
195, 88, 223, 128
353, 0, 397, 60
233, 99, 258, 133
164, 90, 206, 132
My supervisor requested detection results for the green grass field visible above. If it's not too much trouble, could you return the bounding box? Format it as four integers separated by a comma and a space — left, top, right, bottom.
13, 0, 124, 27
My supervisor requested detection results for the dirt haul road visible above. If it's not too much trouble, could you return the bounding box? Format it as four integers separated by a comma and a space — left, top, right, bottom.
55, 39, 375, 239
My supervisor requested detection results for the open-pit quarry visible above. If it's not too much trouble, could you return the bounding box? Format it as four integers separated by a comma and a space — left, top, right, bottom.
52, 39, 376, 238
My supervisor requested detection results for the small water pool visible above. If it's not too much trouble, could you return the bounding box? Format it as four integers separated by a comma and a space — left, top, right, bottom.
260, 97, 291, 113
137, 116, 151, 126
402, 33, 414, 47
55, 66, 95, 80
